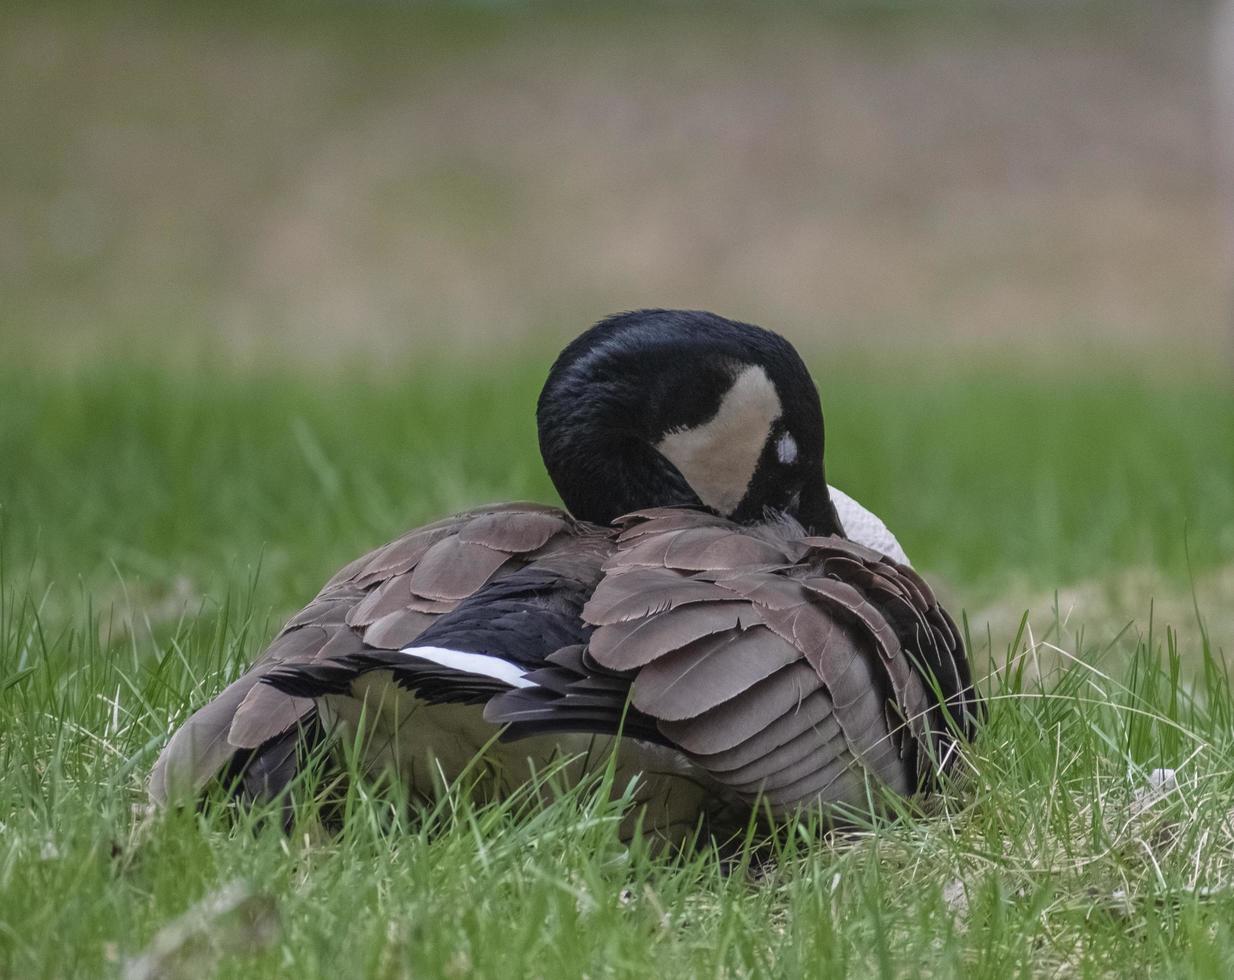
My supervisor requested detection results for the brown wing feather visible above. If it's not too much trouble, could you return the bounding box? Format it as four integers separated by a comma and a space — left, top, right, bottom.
578, 514, 978, 817
362, 609, 439, 650
408, 536, 512, 601
148, 672, 265, 806
613, 525, 789, 571
149, 504, 578, 805
345, 573, 414, 627
712, 571, 810, 610
723, 724, 850, 794
689, 689, 837, 773
228, 686, 316, 751
587, 601, 751, 671
630, 626, 801, 721
350, 524, 458, 589
663, 526, 792, 570
656, 662, 824, 755
224, 625, 331, 750
282, 590, 366, 630
613, 507, 730, 537
583, 571, 733, 625
457, 510, 568, 553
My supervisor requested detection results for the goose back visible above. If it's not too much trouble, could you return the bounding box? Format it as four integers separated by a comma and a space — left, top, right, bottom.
230, 506, 979, 827
148, 503, 585, 806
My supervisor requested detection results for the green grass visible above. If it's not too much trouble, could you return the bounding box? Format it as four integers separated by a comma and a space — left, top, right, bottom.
3, 359, 1229, 608
2, 359, 1233, 977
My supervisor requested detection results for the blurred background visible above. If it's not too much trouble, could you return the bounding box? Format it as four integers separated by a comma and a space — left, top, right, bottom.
3, 0, 1231, 369
2, 0, 1233, 656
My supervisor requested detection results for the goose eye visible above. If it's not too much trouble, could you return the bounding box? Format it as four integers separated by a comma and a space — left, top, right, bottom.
775, 431, 798, 466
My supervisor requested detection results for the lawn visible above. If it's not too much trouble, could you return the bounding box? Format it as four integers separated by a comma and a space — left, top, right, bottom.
2, 357, 1233, 977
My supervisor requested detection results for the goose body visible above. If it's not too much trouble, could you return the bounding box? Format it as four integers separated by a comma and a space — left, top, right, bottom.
150, 310, 979, 836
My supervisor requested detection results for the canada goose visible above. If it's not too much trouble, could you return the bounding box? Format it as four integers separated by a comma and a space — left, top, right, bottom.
150, 309, 979, 837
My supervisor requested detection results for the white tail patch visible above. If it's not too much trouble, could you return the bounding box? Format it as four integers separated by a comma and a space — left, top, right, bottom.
398, 645, 535, 688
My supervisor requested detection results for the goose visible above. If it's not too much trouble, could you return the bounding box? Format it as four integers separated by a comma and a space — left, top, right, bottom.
149, 309, 979, 838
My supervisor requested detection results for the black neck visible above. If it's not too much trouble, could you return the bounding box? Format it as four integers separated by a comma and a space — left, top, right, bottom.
538, 374, 705, 525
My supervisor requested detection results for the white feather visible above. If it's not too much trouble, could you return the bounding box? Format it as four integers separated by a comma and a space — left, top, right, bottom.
398, 645, 535, 688
827, 485, 911, 565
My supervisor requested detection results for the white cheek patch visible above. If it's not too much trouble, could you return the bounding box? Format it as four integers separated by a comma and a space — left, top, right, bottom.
655, 365, 782, 516
776, 432, 798, 465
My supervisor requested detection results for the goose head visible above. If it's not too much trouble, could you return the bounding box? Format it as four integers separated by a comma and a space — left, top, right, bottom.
537, 309, 843, 534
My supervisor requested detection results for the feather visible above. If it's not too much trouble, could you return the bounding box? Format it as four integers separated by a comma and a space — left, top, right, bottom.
928, 611, 969, 702
457, 511, 566, 553
816, 555, 908, 602
362, 609, 437, 650
517, 666, 579, 696
615, 509, 728, 541
314, 626, 369, 662
321, 548, 382, 591
756, 601, 845, 673
545, 644, 588, 673
404, 595, 460, 614
723, 724, 850, 794
235, 731, 300, 803
283, 590, 365, 630
484, 690, 666, 745
583, 572, 730, 625
712, 571, 810, 610
798, 534, 886, 565
148, 672, 265, 806
630, 626, 800, 721
151, 449, 980, 828
231, 717, 324, 811
754, 598, 900, 781
345, 573, 414, 627
612, 525, 787, 571
229, 626, 368, 750
657, 662, 823, 755
801, 575, 935, 745
228, 686, 313, 750
567, 673, 632, 694
689, 689, 837, 773
662, 527, 790, 570
263, 662, 357, 699
801, 578, 901, 662
408, 536, 512, 600
352, 523, 458, 588
760, 752, 867, 809
262, 625, 333, 664
587, 601, 751, 671
781, 592, 922, 736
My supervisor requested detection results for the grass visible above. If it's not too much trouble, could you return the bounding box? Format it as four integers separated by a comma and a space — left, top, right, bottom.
1, 358, 1232, 976
3, 358, 1229, 608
